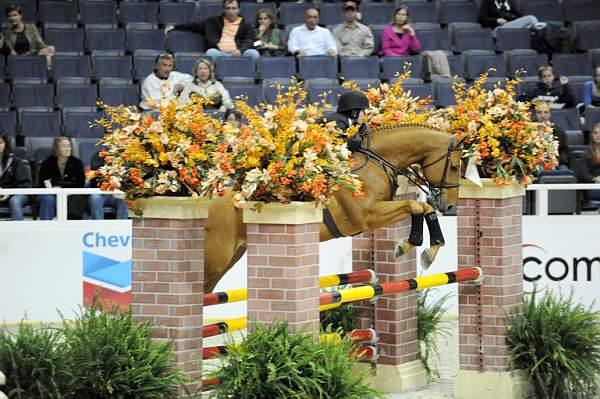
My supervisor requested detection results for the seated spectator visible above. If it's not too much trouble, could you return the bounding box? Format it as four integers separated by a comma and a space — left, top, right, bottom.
478, 0, 538, 33
37, 136, 85, 220
521, 66, 575, 109
140, 52, 193, 111
166, 0, 259, 61
575, 123, 600, 202
0, 32, 10, 55
583, 66, 600, 110
179, 58, 233, 112
87, 151, 127, 220
0, 132, 30, 220
288, 8, 337, 57
380, 6, 421, 57
535, 102, 569, 170
2, 5, 55, 63
223, 108, 243, 128
333, 1, 374, 57
255, 8, 285, 57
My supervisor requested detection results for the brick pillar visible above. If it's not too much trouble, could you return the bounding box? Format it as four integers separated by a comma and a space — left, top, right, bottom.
455, 180, 530, 399
243, 202, 322, 334
352, 193, 427, 392
351, 232, 375, 330
131, 197, 209, 395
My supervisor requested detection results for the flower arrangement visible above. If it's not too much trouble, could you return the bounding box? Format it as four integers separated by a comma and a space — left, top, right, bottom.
92, 94, 229, 199
427, 72, 558, 185
208, 82, 364, 206
342, 69, 434, 129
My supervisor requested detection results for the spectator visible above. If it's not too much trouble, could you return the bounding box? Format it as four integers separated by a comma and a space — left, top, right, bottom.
380, 6, 421, 57
575, 123, 600, 202
179, 58, 233, 112
87, 151, 127, 220
255, 8, 285, 56
583, 66, 600, 109
535, 102, 569, 170
37, 136, 85, 220
140, 52, 193, 111
0, 132, 30, 220
288, 8, 337, 57
521, 66, 575, 108
223, 108, 243, 128
2, 5, 55, 63
478, 0, 538, 32
0, 32, 10, 55
333, 1, 374, 57
166, 0, 259, 61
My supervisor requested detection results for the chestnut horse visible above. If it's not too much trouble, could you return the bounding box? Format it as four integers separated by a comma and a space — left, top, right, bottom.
202, 124, 462, 293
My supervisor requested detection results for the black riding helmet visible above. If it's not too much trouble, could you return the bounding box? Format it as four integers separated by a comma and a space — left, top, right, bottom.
337, 91, 370, 113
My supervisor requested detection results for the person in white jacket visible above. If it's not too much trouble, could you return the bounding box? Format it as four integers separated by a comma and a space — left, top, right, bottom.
139, 52, 193, 110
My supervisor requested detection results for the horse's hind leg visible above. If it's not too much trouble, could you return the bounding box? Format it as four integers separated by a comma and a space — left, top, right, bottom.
420, 211, 445, 270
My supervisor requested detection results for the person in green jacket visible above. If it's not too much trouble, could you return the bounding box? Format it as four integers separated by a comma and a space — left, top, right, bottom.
254, 8, 285, 56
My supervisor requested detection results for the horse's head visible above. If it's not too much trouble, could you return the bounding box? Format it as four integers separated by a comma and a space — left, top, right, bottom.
421, 134, 463, 212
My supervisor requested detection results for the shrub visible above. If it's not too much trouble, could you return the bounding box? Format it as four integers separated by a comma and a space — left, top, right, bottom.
417, 289, 452, 378
507, 290, 600, 399
210, 322, 383, 398
320, 303, 358, 334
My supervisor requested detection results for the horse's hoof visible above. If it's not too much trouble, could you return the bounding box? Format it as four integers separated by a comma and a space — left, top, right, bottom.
421, 250, 433, 270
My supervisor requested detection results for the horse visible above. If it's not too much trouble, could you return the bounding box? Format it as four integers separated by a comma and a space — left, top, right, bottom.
202, 124, 463, 293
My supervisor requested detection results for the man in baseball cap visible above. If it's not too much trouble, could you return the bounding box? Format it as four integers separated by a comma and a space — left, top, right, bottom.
333, 1, 374, 57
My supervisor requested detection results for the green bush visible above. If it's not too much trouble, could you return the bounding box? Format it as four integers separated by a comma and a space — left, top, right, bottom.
0, 323, 70, 398
210, 322, 383, 399
507, 290, 600, 399
320, 303, 358, 334
417, 289, 452, 378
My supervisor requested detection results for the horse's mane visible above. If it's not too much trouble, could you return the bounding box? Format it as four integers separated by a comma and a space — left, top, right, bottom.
371, 122, 449, 135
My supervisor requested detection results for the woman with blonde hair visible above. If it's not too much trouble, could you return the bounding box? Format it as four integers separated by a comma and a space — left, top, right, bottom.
178, 58, 233, 112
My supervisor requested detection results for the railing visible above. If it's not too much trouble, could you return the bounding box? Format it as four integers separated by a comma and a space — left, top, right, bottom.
526, 183, 600, 216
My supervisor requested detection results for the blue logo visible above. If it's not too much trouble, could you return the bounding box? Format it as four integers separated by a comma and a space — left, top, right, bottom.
83, 251, 131, 290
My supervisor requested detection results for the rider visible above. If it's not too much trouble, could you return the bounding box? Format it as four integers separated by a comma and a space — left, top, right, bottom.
322, 91, 370, 149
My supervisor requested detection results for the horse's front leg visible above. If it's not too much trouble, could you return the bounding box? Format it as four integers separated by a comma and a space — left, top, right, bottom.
421, 211, 445, 270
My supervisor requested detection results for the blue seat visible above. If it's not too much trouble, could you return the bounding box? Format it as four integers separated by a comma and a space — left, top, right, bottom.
591, 49, 600, 71
0, 83, 10, 109
120, 2, 159, 24
93, 55, 133, 81
552, 53, 591, 77
463, 51, 505, 81
415, 28, 450, 52
307, 84, 343, 107
167, 31, 205, 53
159, 1, 197, 25
521, 0, 562, 23
438, 2, 479, 25
44, 26, 85, 54
199, 2, 223, 19
257, 57, 296, 80
52, 55, 92, 81
38, 1, 78, 24
452, 28, 494, 52
432, 77, 463, 108
79, 141, 104, 169
561, 0, 600, 22
551, 108, 582, 131
86, 27, 126, 53
584, 107, 600, 132
215, 57, 255, 81
574, 21, 600, 52
371, 25, 385, 55
126, 27, 166, 52
133, 51, 162, 82
19, 109, 61, 138
262, 78, 294, 104
279, 3, 315, 26
98, 83, 139, 107
79, 1, 118, 25
381, 56, 421, 81
568, 78, 587, 105
0, 110, 17, 136
298, 56, 337, 80
174, 53, 208, 76
402, 2, 437, 24
240, 2, 277, 26
506, 50, 549, 77
0, 0, 35, 23
340, 56, 380, 80
360, 3, 396, 25
56, 82, 98, 109
63, 108, 105, 138
496, 29, 531, 52
225, 84, 263, 107
402, 82, 433, 100
13, 83, 54, 108
319, 2, 344, 26
0, 56, 4, 82
7, 56, 47, 81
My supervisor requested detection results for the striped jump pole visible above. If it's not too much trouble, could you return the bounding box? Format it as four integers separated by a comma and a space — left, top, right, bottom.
202, 317, 247, 338
203, 269, 377, 306
320, 267, 483, 311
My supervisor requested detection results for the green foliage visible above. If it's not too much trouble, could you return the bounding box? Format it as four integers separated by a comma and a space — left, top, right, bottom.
507, 289, 600, 399
417, 289, 452, 378
210, 322, 383, 399
0, 323, 70, 398
320, 303, 358, 334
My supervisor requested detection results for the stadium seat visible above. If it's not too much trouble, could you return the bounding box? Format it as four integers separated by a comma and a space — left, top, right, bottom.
19, 108, 61, 138
551, 108, 582, 131
0, 83, 10, 109
520, 0, 562, 23
0, 110, 17, 137
199, 2, 223, 19
561, 0, 600, 23
573, 21, 600, 51
402, 81, 433, 100
133, 51, 162, 82
98, 82, 139, 107
438, 2, 479, 25
496, 28, 531, 52
279, 3, 315, 26
564, 130, 585, 146
432, 77, 463, 107
505, 50, 549, 77
52, 54, 92, 81
215, 57, 255, 83
38, 1, 78, 24
56, 81, 98, 109
13, 82, 54, 108
590, 49, 600, 70
79, 1, 118, 25
552, 53, 591, 77
174, 53, 208, 76
240, 2, 277, 26
584, 107, 600, 132
257, 56, 296, 80
62, 108, 105, 138
319, 2, 344, 26
402, 2, 437, 24
360, 3, 396, 25
297, 56, 338, 80
167, 31, 206, 53
415, 28, 451, 52
225, 84, 263, 107
306, 84, 343, 107
126, 26, 166, 52
381, 55, 421, 81
93, 54, 133, 81
7, 56, 47, 81
159, 2, 197, 25
120, 2, 159, 24
43, 26, 85, 54
86, 27, 126, 53
262, 78, 295, 104
340, 56, 380, 81
0, 56, 5, 82
79, 140, 104, 169
463, 51, 505, 81
452, 28, 494, 53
